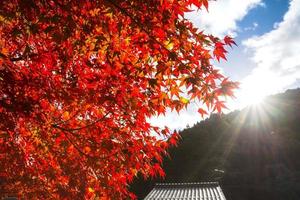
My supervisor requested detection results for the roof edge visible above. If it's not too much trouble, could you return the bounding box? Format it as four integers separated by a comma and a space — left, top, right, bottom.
155, 182, 220, 187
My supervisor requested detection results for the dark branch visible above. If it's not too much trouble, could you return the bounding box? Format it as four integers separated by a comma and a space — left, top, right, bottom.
52, 111, 111, 132
0, 52, 38, 62
61, 129, 92, 158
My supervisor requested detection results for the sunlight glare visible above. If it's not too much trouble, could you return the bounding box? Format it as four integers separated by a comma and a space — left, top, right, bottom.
240, 88, 265, 106
234, 71, 282, 109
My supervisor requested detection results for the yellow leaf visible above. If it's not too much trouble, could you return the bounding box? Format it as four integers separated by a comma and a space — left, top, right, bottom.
89, 8, 100, 17
131, 168, 138, 176
124, 37, 130, 46
0, 15, 6, 23
62, 111, 69, 120
1, 47, 9, 57
84, 146, 91, 153
180, 97, 189, 104
164, 40, 174, 50
105, 12, 113, 18
88, 187, 94, 193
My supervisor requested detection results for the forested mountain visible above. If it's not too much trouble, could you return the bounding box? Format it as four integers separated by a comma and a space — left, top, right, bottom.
130, 88, 300, 200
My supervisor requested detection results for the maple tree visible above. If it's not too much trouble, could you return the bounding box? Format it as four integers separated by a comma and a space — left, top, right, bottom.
0, 0, 238, 199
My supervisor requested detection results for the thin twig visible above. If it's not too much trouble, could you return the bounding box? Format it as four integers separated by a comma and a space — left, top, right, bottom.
52, 111, 111, 132
61, 128, 92, 158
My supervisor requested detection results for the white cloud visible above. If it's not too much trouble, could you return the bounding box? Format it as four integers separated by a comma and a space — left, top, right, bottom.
149, 106, 201, 131
154, 0, 300, 130
244, 22, 259, 31
235, 0, 300, 108
185, 0, 264, 37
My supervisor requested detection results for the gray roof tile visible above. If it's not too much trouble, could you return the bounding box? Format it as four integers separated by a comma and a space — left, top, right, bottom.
144, 182, 226, 200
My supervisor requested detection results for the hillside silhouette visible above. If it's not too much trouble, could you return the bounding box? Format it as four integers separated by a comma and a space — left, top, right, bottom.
131, 88, 300, 200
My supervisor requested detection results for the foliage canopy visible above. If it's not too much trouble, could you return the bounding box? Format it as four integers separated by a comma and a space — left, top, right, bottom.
0, 0, 237, 199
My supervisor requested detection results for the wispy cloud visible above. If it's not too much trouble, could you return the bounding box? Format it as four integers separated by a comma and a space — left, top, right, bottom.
149, 105, 201, 131
235, 0, 300, 107
244, 22, 258, 31
185, 0, 264, 37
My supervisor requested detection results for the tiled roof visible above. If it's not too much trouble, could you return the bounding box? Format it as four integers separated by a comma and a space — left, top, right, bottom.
144, 182, 226, 200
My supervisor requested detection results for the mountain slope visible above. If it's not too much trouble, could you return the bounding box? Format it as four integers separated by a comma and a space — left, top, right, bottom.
131, 88, 300, 200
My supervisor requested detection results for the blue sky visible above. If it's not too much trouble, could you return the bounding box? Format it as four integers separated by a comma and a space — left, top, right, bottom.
151, 0, 300, 130
237, 0, 289, 38
224, 0, 289, 71
220, 0, 290, 80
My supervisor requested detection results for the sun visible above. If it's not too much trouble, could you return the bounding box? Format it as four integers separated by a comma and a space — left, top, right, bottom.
224, 87, 267, 111
236, 81, 268, 108
236, 78, 272, 108
240, 90, 265, 106
233, 71, 282, 108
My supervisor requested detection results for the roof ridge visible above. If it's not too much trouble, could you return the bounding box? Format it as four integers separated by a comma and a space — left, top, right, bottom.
155, 182, 219, 186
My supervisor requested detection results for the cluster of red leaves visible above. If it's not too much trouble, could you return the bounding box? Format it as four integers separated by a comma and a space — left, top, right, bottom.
0, 0, 238, 199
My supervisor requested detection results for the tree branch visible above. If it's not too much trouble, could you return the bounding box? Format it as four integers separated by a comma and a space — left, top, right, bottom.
52, 111, 111, 132
0, 52, 39, 62
60, 128, 92, 158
